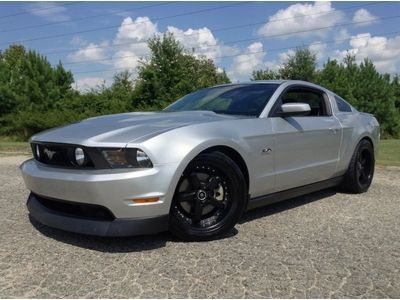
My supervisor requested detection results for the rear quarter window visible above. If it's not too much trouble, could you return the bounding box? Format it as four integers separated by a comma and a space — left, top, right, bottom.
334, 95, 352, 112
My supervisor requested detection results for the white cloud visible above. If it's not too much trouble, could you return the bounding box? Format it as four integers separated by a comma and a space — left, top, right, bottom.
111, 50, 144, 70
166, 26, 237, 62
74, 77, 107, 92
264, 60, 282, 72
352, 9, 377, 27
278, 49, 295, 62
167, 26, 220, 61
68, 42, 108, 62
228, 42, 265, 81
332, 33, 400, 73
110, 42, 149, 71
110, 16, 159, 72
27, 2, 70, 22
68, 15, 240, 79
334, 28, 350, 44
309, 42, 327, 60
110, 17, 237, 72
115, 16, 158, 42
257, 2, 343, 39
68, 16, 157, 70
70, 36, 87, 47
243, 48, 296, 78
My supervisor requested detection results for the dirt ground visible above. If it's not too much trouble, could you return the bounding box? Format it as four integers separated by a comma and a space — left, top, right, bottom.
1, 156, 399, 298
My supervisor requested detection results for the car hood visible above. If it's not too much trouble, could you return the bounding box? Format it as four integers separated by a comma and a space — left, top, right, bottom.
31, 111, 239, 146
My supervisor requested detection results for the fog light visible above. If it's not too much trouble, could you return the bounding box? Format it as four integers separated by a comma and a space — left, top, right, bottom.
74, 148, 86, 166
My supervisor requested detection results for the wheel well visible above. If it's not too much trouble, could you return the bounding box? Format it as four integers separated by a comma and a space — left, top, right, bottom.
200, 146, 249, 190
361, 136, 374, 149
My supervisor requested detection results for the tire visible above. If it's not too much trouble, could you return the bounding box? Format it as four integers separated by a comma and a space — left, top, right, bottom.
341, 139, 375, 193
169, 151, 247, 241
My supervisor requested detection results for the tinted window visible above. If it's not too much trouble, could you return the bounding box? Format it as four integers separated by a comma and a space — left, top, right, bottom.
164, 84, 279, 117
334, 95, 352, 112
279, 88, 328, 116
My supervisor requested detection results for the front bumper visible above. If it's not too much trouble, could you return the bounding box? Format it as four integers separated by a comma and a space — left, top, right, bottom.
20, 158, 181, 236
20, 158, 179, 219
27, 193, 168, 236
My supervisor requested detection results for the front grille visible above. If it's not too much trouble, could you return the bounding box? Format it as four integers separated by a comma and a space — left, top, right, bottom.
34, 194, 115, 221
31, 142, 97, 168
33, 143, 72, 166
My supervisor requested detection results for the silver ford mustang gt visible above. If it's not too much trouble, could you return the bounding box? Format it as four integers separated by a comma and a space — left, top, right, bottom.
20, 80, 379, 240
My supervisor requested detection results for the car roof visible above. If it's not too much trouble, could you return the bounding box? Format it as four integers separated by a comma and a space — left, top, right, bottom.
213, 80, 286, 87
213, 80, 331, 93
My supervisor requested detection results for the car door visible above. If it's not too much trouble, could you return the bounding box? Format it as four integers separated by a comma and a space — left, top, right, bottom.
269, 85, 342, 192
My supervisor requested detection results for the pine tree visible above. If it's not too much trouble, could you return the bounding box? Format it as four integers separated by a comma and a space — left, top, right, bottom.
0, 45, 76, 138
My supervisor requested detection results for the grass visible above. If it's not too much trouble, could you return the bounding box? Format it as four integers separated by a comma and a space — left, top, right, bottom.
376, 139, 400, 167
0, 140, 30, 155
0, 138, 399, 166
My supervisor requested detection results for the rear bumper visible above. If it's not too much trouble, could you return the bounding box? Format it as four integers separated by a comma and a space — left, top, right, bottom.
27, 193, 169, 237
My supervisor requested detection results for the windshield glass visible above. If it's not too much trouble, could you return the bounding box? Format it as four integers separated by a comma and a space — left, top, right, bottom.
164, 84, 279, 117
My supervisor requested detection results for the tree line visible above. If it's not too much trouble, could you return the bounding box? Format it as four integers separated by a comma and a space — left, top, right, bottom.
251, 49, 400, 138
0, 33, 399, 140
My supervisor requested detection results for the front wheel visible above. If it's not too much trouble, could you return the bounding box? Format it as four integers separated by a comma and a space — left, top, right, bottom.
341, 139, 375, 193
169, 151, 247, 241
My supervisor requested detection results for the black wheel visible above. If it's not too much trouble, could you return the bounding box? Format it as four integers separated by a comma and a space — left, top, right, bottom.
342, 139, 375, 193
169, 151, 247, 241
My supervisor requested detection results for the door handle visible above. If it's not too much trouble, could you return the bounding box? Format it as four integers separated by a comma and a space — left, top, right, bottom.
262, 148, 272, 154
329, 128, 338, 133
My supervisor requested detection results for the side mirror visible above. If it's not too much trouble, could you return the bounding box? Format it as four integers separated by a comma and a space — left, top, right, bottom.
280, 102, 311, 117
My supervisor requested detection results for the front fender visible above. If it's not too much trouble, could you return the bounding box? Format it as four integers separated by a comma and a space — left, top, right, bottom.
162, 138, 252, 210
128, 123, 254, 210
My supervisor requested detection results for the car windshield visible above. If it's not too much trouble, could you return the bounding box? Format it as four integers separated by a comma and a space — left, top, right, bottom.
164, 83, 280, 117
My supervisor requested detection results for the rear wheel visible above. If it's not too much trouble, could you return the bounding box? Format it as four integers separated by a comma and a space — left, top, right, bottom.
342, 139, 375, 193
169, 151, 247, 241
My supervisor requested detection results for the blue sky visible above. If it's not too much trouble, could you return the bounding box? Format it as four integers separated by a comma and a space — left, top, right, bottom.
1, 1, 400, 90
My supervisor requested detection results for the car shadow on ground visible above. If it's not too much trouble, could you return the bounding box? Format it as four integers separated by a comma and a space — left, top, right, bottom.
240, 188, 337, 224
29, 188, 337, 252
29, 215, 239, 252
29, 216, 173, 253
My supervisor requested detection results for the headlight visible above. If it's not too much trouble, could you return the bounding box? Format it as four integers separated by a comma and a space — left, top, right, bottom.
136, 149, 153, 168
101, 148, 153, 169
74, 147, 87, 166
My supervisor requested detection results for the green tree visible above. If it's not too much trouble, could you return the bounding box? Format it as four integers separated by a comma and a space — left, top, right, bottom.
0, 45, 76, 138
316, 55, 400, 137
392, 75, 400, 109
250, 48, 317, 82
354, 59, 399, 137
0, 45, 28, 116
251, 69, 280, 80
132, 33, 230, 109
279, 48, 317, 81
316, 58, 350, 99
107, 70, 135, 112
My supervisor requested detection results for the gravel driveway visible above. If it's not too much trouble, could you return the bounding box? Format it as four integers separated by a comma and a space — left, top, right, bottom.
0, 156, 399, 298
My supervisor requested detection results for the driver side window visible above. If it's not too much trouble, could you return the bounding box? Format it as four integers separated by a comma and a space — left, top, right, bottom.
278, 88, 329, 117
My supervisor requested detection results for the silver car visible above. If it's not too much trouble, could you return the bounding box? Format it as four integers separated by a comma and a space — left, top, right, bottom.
20, 80, 379, 240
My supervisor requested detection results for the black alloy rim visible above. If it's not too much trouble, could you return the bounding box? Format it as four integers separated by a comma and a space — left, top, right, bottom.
356, 148, 373, 185
174, 164, 231, 229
